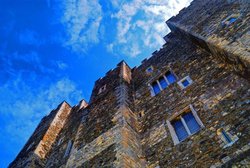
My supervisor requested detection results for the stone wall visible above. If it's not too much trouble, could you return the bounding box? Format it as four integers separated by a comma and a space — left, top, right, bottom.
167, 0, 250, 79
9, 102, 72, 168
132, 31, 250, 167
9, 0, 250, 167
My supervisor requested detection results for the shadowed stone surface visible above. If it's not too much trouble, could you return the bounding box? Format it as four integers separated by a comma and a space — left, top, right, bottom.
9, 0, 250, 167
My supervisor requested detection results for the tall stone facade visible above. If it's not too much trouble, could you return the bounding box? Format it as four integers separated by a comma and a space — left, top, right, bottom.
9, 0, 250, 167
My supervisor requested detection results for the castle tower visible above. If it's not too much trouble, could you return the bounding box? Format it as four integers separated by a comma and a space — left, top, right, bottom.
65, 61, 144, 167
166, 0, 250, 79
9, 102, 72, 168
10, 0, 250, 167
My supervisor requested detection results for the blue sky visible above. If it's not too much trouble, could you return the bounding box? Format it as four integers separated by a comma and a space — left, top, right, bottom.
0, 0, 192, 167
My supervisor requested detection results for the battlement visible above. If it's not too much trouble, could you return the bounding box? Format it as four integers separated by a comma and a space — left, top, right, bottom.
167, 0, 250, 79
9, 0, 250, 167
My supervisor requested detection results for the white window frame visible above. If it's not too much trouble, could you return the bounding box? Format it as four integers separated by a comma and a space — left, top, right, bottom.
222, 14, 240, 26
57, 137, 63, 146
177, 76, 193, 89
146, 66, 154, 74
150, 71, 177, 96
217, 128, 239, 149
167, 105, 204, 145
98, 84, 106, 94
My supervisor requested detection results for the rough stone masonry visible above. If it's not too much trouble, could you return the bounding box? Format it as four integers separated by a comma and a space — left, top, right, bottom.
9, 0, 250, 167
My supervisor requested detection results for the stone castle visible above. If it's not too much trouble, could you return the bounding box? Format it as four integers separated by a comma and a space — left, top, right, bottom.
9, 0, 250, 167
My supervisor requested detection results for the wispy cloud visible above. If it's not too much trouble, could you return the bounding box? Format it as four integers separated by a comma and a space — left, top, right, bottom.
107, 0, 193, 57
59, 0, 103, 53
55, 0, 192, 58
0, 77, 82, 158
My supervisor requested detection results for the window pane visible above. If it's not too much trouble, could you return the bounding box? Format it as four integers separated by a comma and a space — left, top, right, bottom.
166, 72, 176, 84
182, 79, 190, 87
222, 130, 232, 143
183, 112, 200, 134
228, 17, 237, 24
172, 120, 189, 141
152, 82, 161, 95
159, 77, 168, 89
146, 67, 153, 73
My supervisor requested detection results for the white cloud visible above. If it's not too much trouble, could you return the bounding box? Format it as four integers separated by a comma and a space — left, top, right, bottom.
0, 78, 83, 142
56, 61, 68, 70
57, 0, 192, 58
108, 0, 193, 57
59, 0, 103, 53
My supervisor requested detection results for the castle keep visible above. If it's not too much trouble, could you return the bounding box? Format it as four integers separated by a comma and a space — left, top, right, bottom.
9, 0, 250, 167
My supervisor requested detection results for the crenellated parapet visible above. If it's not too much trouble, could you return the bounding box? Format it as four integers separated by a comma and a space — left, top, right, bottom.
9, 101, 72, 168
9, 0, 250, 167
167, 0, 250, 79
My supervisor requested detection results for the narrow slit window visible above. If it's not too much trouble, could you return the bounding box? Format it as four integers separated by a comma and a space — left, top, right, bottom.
182, 113, 200, 134
222, 14, 239, 26
152, 81, 161, 95
182, 79, 190, 87
98, 85, 106, 94
146, 66, 153, 73
165, 71, 176, 84
228, 17, 237, 24
222, 130, 232, 143
217, 128, 238, 148
172, 119, 189, 141
64, 140, 73, 158
159, 77, 168, 89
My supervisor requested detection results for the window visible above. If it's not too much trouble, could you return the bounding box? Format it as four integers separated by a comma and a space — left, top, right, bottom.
159, 76, 168, 89
167, 105, 204, 145
98, 85, 106, 94
228, 17, 237, 24
26, 142, 34, 151
138, 111, 145, 118
146, 66, 154, 73
171, 112, 200, 142
64, 140, 73, 158
152, 81, 161, 95
150, 71, 177, 96
57, 137, 63, 146
165, 71, 176, 84
217, 128, 238, 148
222, 14, 239, 26
178, 76, 193, 89
221, 130, 232, 143
223, 17, 237, 26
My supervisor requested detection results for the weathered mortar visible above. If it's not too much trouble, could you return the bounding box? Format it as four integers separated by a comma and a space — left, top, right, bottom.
9, 0, 250, 167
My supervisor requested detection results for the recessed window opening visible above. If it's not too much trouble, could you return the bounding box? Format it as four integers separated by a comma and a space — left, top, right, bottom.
165, 71, 176, 84
64, 140, 73, 158
221, 130, 232, 143
178, 76, 193, 89
150, 71, 177, 96
57, 137, 63, 146
152, 81, 161, 95
228, 17, 237, 24
146, 66, 154, 73
217, 128, 238, 148
182, 79, 190, 87
159, 76, 168, 89
171, 111, 201, 142
222, 14, 239, 26
167, 105, 204, 145
98, 84, 106, 94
